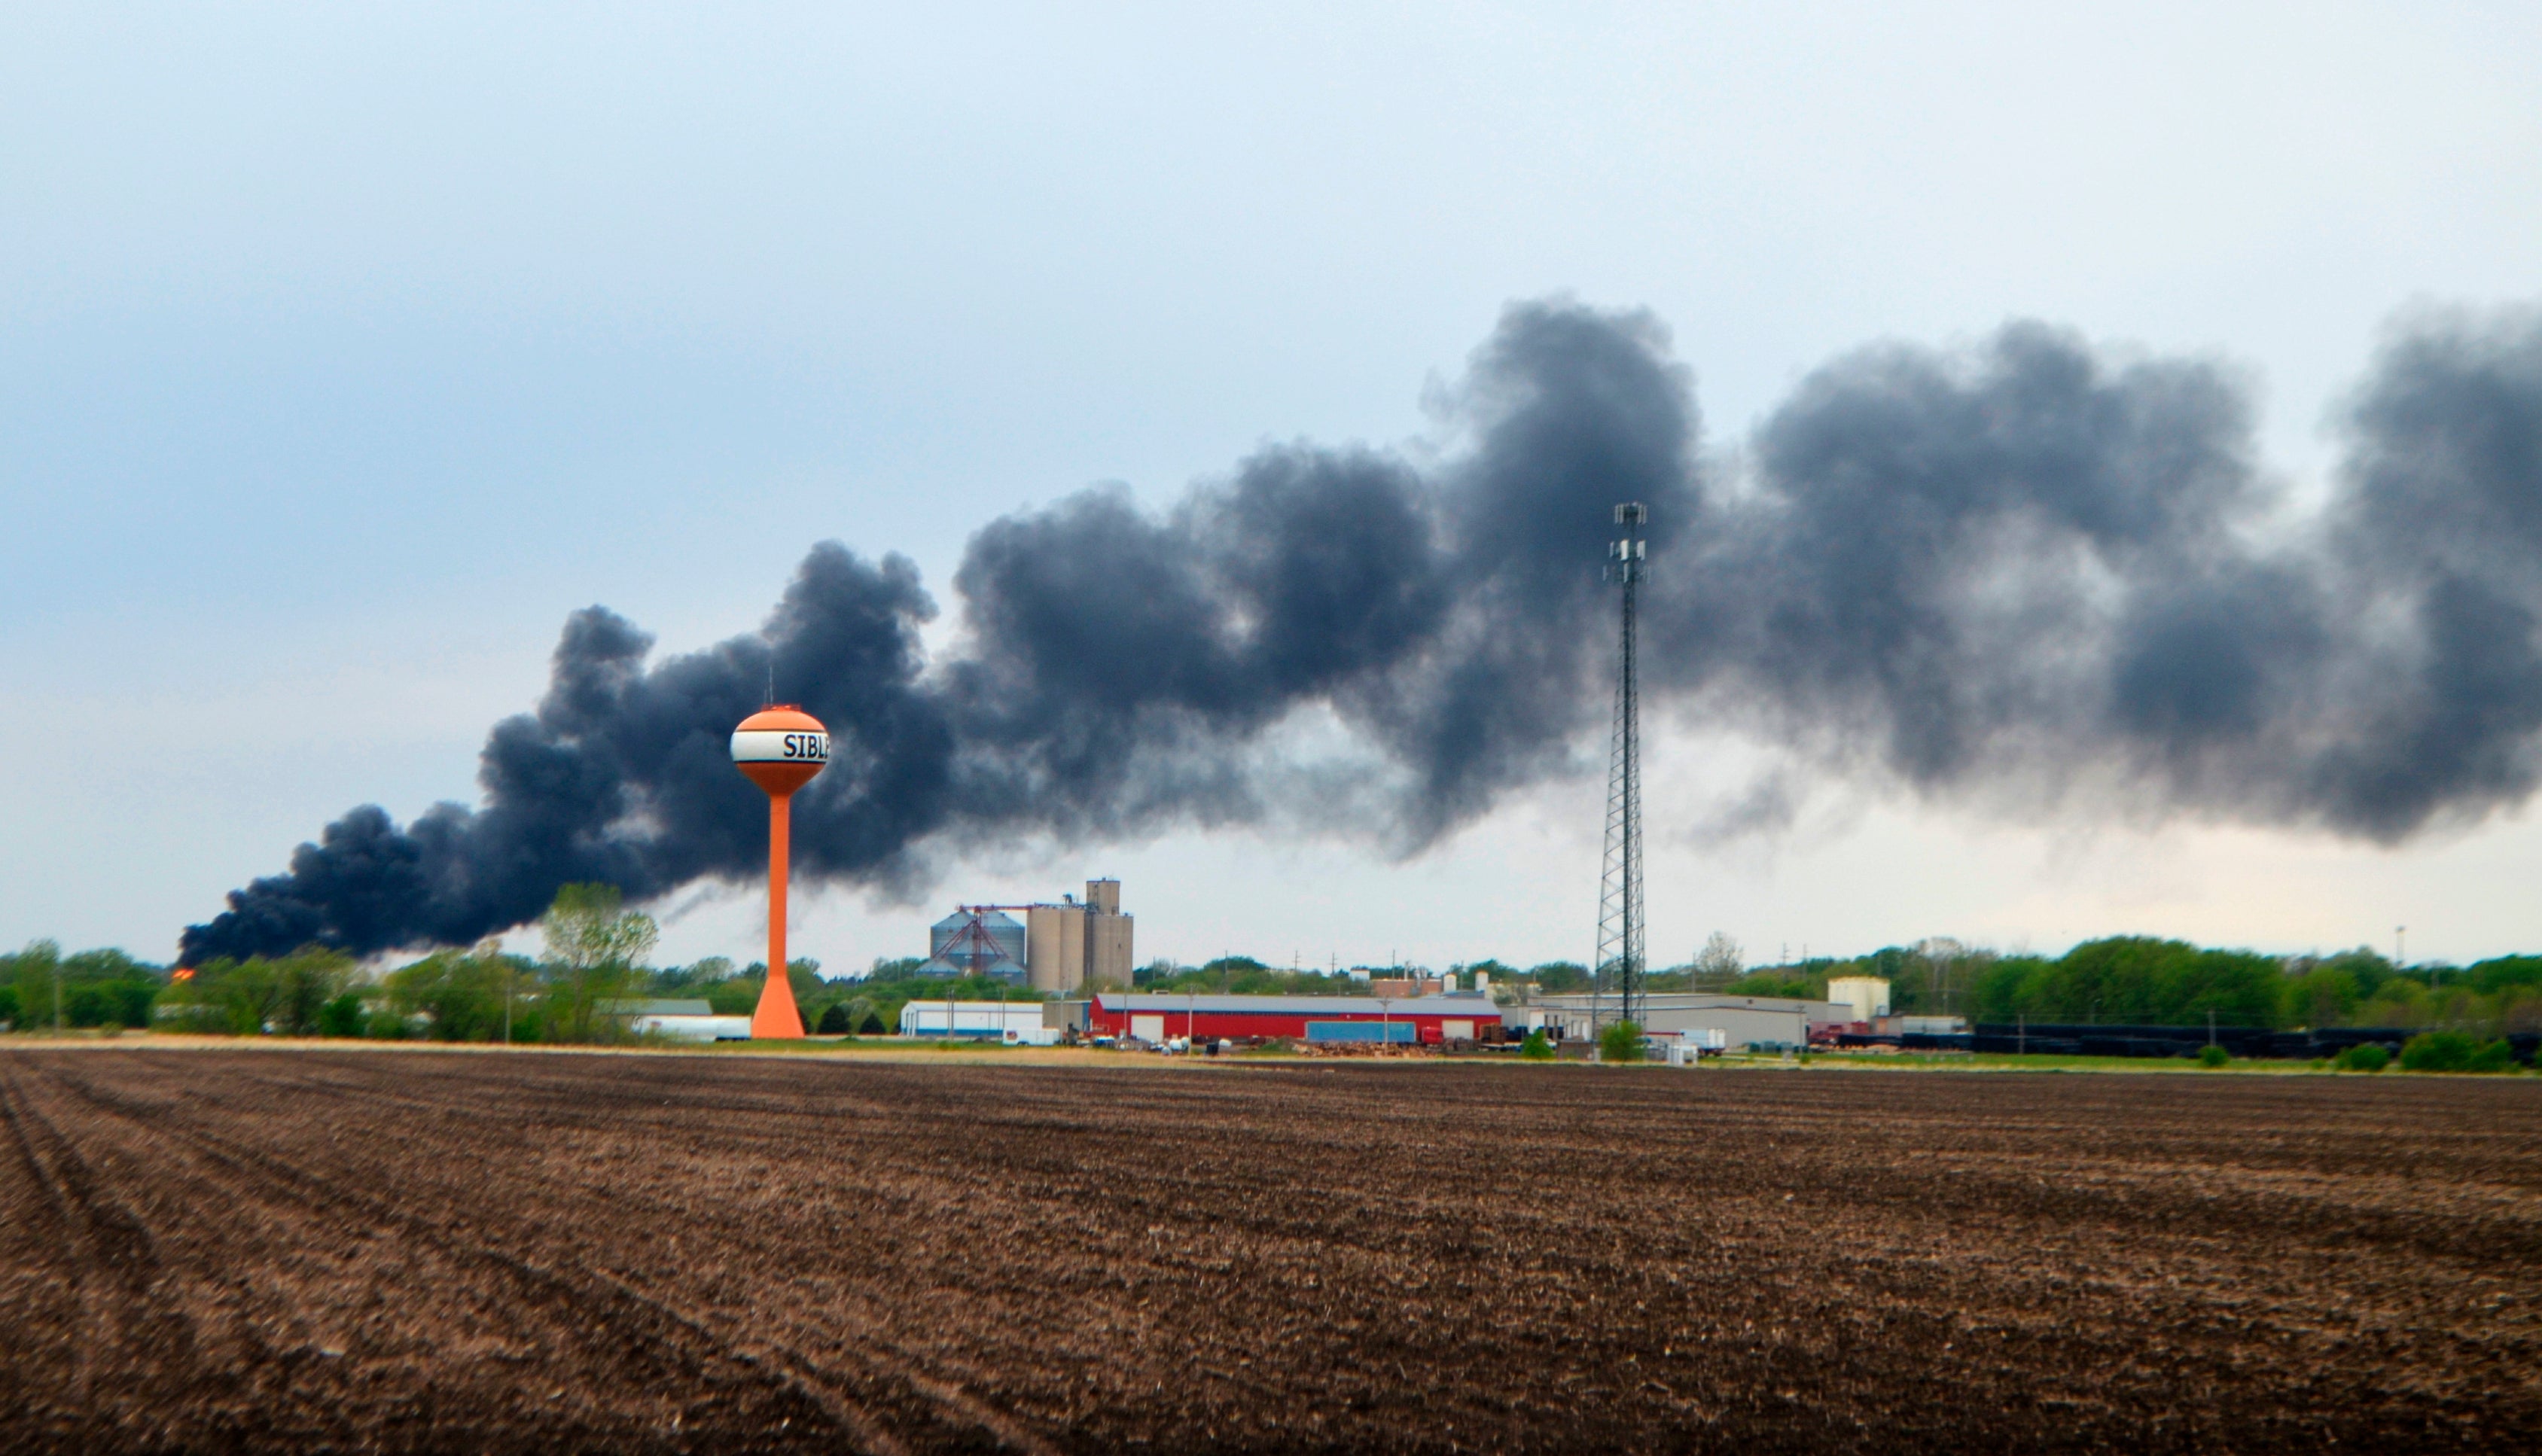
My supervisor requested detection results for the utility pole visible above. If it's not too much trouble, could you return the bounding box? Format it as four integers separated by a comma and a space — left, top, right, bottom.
2395, 925, 2406, 967
1596, 502, 1650, 1037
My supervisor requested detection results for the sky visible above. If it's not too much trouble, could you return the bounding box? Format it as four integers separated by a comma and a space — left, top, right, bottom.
5, 2, 2540, 974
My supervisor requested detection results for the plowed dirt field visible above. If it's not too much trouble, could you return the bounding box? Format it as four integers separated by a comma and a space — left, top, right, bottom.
0, 1049, 2534, 1452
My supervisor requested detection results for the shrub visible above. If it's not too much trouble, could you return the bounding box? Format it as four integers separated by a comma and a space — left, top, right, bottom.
366, 1010, 409, 1040
2470, 1039, 2516, 1073
2338, 1043, 2389, 1073
384, 950, 511, 1041
0, 984, 16, 1026
1519, 1029, 1555, 1062
114, 982, 157, 1028
2198, 1043, 2230, 1068
1598, 1019, 1645, 1064
2401, 1031, 2480, 1072
65, 985, 113, 1028
318, 994, 366, 1039
815, 1003, 852, 1034
160, 949, 358, 1036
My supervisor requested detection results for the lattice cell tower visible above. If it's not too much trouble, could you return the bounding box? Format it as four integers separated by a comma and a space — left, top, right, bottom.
1595, 502, 1649, 1036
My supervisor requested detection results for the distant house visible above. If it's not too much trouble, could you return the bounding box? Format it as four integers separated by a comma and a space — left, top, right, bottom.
603, 999, 753, 1041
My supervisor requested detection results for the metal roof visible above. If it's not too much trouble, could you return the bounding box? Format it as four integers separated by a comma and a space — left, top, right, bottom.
1095, 992, 1504, 1017
1528, 992, 1833, 1013
917, 957, 1025, 978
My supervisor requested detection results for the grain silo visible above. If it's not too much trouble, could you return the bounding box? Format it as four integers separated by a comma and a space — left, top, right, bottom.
1025, 902, 1086, 992
1021, 879, 1134, 992
1084, 879, 1133, 988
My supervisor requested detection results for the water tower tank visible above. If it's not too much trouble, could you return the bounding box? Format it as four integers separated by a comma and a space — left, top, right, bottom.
730, 706, 828, 797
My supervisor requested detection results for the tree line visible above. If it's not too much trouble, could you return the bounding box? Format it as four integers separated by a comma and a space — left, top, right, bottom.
11, 911, 2540, 1043
1660, 935, 2542, 1037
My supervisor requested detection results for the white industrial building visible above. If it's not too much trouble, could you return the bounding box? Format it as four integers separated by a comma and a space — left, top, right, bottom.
898, 1000, 1062, 1044
1521, 991, 1846, 1051
608, 999, 753, 1041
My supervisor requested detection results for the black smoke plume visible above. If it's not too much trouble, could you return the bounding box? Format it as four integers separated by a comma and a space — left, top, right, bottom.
181, 300, 2542, 962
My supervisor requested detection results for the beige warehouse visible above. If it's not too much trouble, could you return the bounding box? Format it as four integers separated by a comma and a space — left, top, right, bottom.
1522, 991, 1845, 1050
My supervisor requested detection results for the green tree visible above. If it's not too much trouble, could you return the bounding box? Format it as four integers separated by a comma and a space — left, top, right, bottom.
319, 994, 365, 1037
1599, 1019, 1646, 1063
2281, 965, 2361, 1028
541, 884, 658, 1043
1531, 961, 1590, 994
652, 955, 736, 994
385, 942, 521, 1041
64, 985, 110, 1027
2319, 947, 2399, 999
0, 943, 166, 1033
160, 949, 357, 1035
2467, 955, 2542, 998
1966, 955, 2056, 1022
1967, 938, 2281, 1027
1693, 932, 1743, 987
786, 958, 823, 1011
2397, 1031, 2513, 1072
112, 981, 157, 1028
1519, 1028, 1555, 1061
8, 940, 63, 1031
2337, 1043, 2389, 1072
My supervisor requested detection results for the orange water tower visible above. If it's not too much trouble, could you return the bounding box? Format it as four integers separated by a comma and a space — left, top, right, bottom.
730, 705, 828, 1039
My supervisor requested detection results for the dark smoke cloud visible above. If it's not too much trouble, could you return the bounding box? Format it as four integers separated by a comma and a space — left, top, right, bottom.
1652, 304, 2542, 839
182, 299, 2542, 963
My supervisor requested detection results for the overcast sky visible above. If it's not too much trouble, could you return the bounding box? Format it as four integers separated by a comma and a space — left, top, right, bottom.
6, 2, 2540, 973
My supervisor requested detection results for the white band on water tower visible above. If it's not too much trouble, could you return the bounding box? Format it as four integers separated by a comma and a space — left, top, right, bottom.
730, 730, 830, 763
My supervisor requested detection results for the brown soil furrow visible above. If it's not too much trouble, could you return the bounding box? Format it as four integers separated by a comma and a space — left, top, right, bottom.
0, 1049, 2537, 1453
35, 1054, 1034, 1454
0, 1059, 204, 1450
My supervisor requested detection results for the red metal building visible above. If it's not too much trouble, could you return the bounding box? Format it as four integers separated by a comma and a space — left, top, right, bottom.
1088, 991, 1505, 1045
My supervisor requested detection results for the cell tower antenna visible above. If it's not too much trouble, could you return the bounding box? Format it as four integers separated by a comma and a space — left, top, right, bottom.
1595, 502, 1649, 1040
